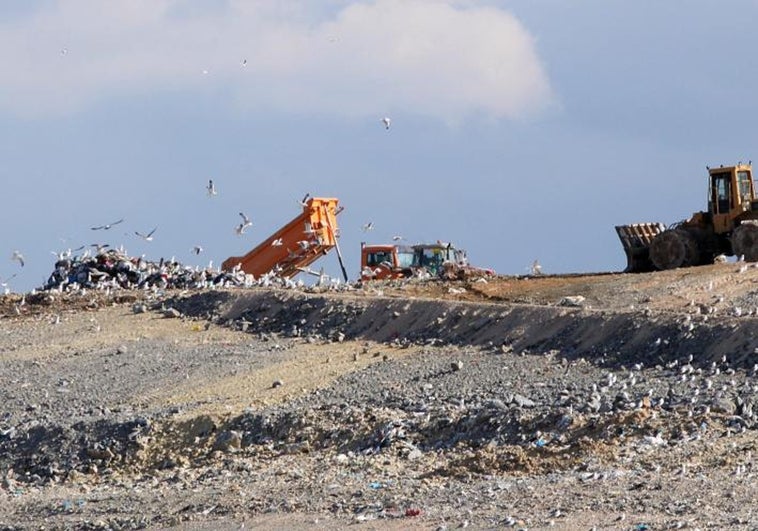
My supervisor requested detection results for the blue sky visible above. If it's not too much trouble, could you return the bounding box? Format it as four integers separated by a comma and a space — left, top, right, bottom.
2, 1, 758, 291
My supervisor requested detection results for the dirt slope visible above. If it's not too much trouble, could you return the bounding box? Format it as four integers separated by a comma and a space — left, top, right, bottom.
2, 266, 758, 530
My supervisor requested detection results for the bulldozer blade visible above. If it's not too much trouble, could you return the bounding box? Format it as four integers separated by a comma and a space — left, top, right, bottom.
615, 223, 666, 272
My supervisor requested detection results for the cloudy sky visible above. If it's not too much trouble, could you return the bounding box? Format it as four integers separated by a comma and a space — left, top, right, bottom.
2, 0, 758, 291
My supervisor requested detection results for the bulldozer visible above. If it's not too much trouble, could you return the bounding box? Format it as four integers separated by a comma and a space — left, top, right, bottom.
617, 163, 758, 272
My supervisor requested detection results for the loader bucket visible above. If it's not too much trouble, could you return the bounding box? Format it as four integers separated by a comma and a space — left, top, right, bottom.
615, 223, 666, 272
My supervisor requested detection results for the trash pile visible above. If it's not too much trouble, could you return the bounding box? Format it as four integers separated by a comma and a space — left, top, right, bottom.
42, 248, 354, 293
43, 248, 250, 292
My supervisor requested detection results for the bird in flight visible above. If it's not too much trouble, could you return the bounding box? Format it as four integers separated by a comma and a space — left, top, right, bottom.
91, 218, 124, 231
271, 238, 284, 246
207, 179, 217, 197
135, 227, 157, 241
392, 235, 404, 241
297, 193, 310, 208
361, 222, 374, 232
191, 245, 204, 255
10, 250, 24, 267
235, 212, 252, 235
381, 117, 391, 130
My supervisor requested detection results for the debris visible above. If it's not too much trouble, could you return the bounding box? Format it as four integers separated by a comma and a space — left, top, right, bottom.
558, 295, 586, 307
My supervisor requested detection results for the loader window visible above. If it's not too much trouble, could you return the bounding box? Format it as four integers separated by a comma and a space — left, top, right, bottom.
738, 171, 752, 202
711, 173, 732, 214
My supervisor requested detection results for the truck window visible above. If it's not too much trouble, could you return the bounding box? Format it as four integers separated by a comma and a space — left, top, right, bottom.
367, 251, 393, 267
397, 251, 414, 268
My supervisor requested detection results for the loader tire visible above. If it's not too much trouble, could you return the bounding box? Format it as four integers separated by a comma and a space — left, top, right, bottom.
732, 223, 758, 262
649, 229, 699, 270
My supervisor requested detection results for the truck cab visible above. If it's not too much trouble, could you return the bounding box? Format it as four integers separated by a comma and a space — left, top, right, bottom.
360, 243, 414, 280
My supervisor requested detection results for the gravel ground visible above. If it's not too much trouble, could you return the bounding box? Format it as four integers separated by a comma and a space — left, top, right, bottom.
2, 269, 758, 530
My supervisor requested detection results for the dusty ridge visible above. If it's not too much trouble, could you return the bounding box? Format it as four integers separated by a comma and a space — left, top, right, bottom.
169, 288, 758, 368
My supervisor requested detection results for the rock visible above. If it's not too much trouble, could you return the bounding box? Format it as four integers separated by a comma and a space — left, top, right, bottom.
213, 430, 242, 452
512, 394, 536, 408
163, 307, 182, 319
116, 345, 128, 355
559, 295, 586, 307
407, 448, 423, 461
711, 398, 737, 415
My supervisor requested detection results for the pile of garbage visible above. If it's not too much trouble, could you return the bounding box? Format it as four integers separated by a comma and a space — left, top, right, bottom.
43, 248, 249, 292
42, 248, 354, 293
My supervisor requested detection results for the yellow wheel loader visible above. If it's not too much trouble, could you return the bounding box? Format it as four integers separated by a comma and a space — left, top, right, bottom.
617, 163, 758, 272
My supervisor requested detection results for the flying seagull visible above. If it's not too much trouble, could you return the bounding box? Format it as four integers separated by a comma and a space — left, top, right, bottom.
135, 227, 157, 241
10, 250, 24, 267
91, 218, 124, 231
361, 222, 374, 232
191, 245, 204, 255
235, 212, 252, 235
381, 117, 391, 130
271, 238, 284, 246
297, 193, 310, 208
207, 179, 217, 197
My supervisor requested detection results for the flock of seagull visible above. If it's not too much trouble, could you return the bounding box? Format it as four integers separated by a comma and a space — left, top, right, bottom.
5, 143, 399, 287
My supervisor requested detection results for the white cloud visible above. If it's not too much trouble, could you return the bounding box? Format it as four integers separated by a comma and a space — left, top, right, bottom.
0, 0, 553, 121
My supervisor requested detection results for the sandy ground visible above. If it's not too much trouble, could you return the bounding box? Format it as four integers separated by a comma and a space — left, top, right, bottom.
2, 264, 758, 529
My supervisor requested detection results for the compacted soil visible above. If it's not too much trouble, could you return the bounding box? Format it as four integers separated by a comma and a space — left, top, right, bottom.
2, 262, 758, 530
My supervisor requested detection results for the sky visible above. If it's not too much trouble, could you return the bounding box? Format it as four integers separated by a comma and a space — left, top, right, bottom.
3, 0, 758, 292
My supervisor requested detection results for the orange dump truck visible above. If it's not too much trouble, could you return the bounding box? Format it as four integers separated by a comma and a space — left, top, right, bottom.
222, 197, 346, 279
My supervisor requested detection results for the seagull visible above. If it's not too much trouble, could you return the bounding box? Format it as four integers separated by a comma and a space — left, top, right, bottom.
235, 212, 252, 235
10, 250, 24, 267
271, 238, 284, 246
207, 179, 217, 197
241, 58, 247, 66
361, 222, 374, 232
135, 227, 157, 241
191, 245, 204, 255
531, 259, 542, 275
297, 240, 311, 250
51, 249, 72, 261
91, 218, 124, 231
381, 117, 391, 130
1, 273, 17, 294
297, 193, 310, 207
392, 235, 404, 241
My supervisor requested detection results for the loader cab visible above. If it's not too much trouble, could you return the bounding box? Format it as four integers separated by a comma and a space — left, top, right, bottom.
708, 164, 757, 233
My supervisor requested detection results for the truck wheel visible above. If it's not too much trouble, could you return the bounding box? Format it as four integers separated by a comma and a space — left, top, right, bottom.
732, 223, 758, 262
649, 229, 699, 270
